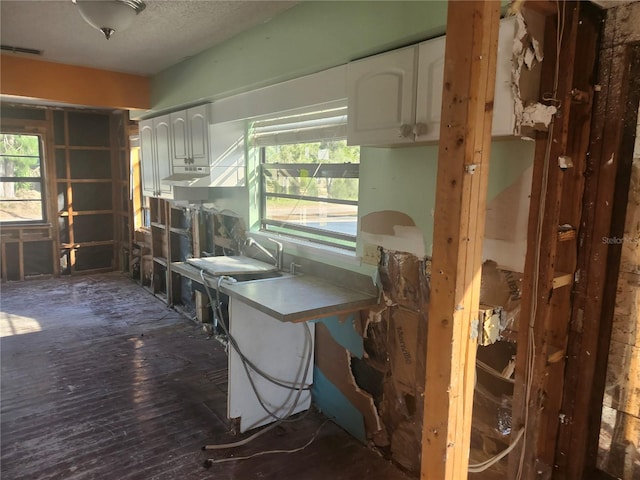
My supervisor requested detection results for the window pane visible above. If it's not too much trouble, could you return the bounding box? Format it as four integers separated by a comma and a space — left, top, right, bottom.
0, 156, 41, 178
0, 134, 45, 223
261, 138, 359, 248
263, 171, 359, 202
1, 133, 41, 179
0, 180, 44, 221
264, 140, 359, 166
264, 197, 358, 236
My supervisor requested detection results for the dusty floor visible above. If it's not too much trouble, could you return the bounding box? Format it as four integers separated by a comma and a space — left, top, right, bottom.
0, 273, 411, 480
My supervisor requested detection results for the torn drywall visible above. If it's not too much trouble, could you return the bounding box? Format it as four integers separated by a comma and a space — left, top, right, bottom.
511, 10, 553, 137
314, 321, 385, 444
360, 210, 426, 257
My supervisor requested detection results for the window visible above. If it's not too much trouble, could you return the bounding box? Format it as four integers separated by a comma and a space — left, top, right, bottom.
0, 133, 46, 223
254, 106, 360, 250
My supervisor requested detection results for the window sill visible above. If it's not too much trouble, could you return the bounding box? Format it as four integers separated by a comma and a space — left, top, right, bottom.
0, 222, 52, 229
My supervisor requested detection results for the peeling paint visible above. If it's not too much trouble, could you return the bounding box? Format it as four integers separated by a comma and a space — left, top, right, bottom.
360, 210, 426, 257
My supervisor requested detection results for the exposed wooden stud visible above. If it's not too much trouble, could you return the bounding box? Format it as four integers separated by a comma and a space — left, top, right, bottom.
45, 109, 60, 277
558, 35, 640, 478
510, 2, 601, 478
420, 2, 500, 479
191, 209, 210, 323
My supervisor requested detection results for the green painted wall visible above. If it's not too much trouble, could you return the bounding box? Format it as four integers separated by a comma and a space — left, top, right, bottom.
149, 1, 448, 114
359, 139, 534, 257
147, 0, 530, 272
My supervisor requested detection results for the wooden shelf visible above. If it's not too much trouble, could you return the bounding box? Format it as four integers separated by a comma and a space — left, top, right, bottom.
153, 256, 167, 267
169, 227, 190, 236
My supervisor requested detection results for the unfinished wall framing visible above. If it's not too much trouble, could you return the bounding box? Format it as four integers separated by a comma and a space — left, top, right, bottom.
1, 104, 131, 280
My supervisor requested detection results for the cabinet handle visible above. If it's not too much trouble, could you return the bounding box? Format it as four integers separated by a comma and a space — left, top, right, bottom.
398, 124, 413, 138
413, 123, 428, 136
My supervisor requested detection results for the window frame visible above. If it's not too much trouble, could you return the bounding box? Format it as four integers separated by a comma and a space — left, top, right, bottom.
258, 140, 360, 251
0, 132, 47, 225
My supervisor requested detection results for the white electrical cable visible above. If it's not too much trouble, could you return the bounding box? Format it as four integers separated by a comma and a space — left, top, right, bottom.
516, 3, 565, 478
477, 359, 516, 384
200, 270, 312, 391
199, 269, 314, 453
468, 428, 525, 473
203, 419, 329, 467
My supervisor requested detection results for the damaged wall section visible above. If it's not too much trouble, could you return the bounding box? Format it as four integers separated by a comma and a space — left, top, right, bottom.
312, 249, 523, 477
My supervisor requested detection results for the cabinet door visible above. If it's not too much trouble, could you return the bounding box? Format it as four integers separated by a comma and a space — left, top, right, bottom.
170, 111, 189, 166
187, 105, 210, 167
139, 120, 157, 197
491, 16, 517, 137
154, 116, 173, 198
415, 35, 446, 143
347, 46, 417, 146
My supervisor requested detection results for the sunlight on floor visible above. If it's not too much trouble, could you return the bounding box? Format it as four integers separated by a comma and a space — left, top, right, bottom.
0, 312, 42, 337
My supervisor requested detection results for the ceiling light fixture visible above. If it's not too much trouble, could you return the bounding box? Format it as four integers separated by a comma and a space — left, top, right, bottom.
72, 0, 146, 40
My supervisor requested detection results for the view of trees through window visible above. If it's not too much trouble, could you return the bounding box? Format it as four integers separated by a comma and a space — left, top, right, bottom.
0, 133, 45, 222
261, 139, 359, 248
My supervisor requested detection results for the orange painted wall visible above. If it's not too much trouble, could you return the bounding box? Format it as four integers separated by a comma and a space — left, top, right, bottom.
0, 54, 150, 110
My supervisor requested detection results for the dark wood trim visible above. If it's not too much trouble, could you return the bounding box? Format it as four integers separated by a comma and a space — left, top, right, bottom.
510, 3, 603, 478
584, 43, 640, 479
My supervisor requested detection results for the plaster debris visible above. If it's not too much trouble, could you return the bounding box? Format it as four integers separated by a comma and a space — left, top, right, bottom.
520, 103, 558, 130
512, 12, 550, 136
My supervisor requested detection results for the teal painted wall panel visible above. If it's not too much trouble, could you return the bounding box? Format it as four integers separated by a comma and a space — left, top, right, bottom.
314, 314, 364, 359
312, 367, 367, 444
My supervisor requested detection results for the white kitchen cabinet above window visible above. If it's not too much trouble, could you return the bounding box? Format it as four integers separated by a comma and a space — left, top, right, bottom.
170, 105, 209, 168
347, 16, 529, 146
139, 104, 246, 198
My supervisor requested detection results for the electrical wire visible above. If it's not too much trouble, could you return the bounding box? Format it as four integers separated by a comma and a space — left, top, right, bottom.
476, 359, 516, 384
468, 428, 525, 473
516, 3, 565, 479
200, 270, 312, 392
199, 268, 314, 453
203, 419, 329, 467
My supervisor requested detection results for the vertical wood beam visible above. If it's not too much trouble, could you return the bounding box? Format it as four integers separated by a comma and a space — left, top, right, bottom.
560, 44, 640, 479
420, 2, 500, 479
44, 109, 60, 277
192, 209, 210, 323
509, 3, 601, 478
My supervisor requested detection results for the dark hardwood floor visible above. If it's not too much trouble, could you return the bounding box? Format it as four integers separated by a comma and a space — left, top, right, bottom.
0, 273, 411, 480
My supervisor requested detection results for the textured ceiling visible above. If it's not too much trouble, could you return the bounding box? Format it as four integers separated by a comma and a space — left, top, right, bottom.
0, 0, 297, 76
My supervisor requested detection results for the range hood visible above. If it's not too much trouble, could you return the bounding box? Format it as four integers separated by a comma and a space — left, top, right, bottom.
161, 166, 211, 187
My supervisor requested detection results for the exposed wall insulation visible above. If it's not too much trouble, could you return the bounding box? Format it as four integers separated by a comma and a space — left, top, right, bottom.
598, 106, 640, 480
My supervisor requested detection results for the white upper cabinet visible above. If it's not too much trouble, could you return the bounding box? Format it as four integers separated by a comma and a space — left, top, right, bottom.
348, 17, 521, 146
139, 115, 173, 199
415, 35, 446, 143
347, 46, 417, 146
170, 104, 209, 167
